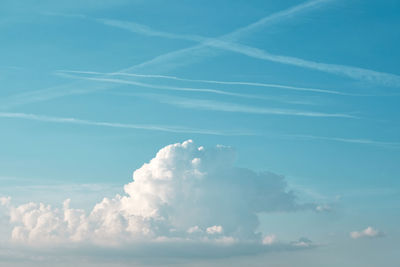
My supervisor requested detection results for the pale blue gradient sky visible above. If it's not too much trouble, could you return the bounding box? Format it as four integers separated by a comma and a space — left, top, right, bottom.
0, 0, 399, 266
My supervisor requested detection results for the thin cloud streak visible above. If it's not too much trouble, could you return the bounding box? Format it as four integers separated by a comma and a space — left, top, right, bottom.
288, 134, 400, 148
214, 42, 400, 88
92, 0, 336, 78
0, 112, 251, 136
57, 74, 353, 118
6, 0, 334, 109
0, 80, 113, 109
94, 16, 400, 88
57, 72, 318, 105
58, 70, 350, 96
143, 94, 356, 118
98, 0, 332, 42
4, 1, 329, 109
224, 0, 332, 41
57, 73, 286, 98
1, 112, 391, 149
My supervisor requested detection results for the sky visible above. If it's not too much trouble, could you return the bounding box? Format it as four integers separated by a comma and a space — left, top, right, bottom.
0, 0, 399, 266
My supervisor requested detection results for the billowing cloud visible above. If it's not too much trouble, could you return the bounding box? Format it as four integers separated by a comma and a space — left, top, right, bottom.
350, 227, 384, 239
1, 140, 315, 255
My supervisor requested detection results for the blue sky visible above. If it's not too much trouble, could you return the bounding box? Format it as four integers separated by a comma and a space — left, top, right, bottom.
0, 0, 399, 266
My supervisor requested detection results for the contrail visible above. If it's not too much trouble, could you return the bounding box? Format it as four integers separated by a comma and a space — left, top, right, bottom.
223, 0, 332, 41
1, 111, 389, 147
56, 72, 320, 105
96, 0, 332, 43
287, 134, 400, 148
1, 0, 334, 109
0, 112, 251, 136
57, 69, 356, 96
210, 41, 400, 88
93, 13, 400, 87
0, 80, 112, 109
137, 94, 356, 118
102, 1, 337, 75
56, 72, 298, 99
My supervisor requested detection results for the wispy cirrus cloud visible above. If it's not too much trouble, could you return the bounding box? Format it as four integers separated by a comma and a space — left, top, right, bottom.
2, 0, 335, 109
49, 73, 351, 118
55, 72, 318, 105
208, 41, 400, 88
51, 0, 331, 43
288, 134, 400, 149
57, 70, 352, 96
223, 0, 332, 41
85, 2, 400, 88
0, 112, 251, 136
2, 111, 393, 149
0, 80, 113, 109
142, 94, 355, 118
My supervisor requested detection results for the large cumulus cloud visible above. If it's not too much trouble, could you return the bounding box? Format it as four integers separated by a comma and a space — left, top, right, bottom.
1, 140, 315, 249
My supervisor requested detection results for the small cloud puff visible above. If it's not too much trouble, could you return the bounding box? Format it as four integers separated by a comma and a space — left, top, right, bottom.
350, 226, 384, 239
187, 225, 202, 234
0, 197, 11, 206
315, 204, 332, 212
262, 234, 277, 245
290, 237, 314, 248
206, 225, 223, 235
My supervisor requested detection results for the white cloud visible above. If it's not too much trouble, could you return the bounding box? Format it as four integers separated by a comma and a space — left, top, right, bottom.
0, 112, 249, 136
350, 227, 384, 239
315, 204, 332, 212
146, 94, 354, 118
290, 237, 314, 248
57, 69, 349, 96
289, 134, 400, 149
87, 1, 400, 88
4, 0, 332, 110
206, 225, 223, 235
187, 225, 202, 234
2, 140, 315, 253
57, 72, 321, 106
0, 197, 10, 207
262, 234, 277, 245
